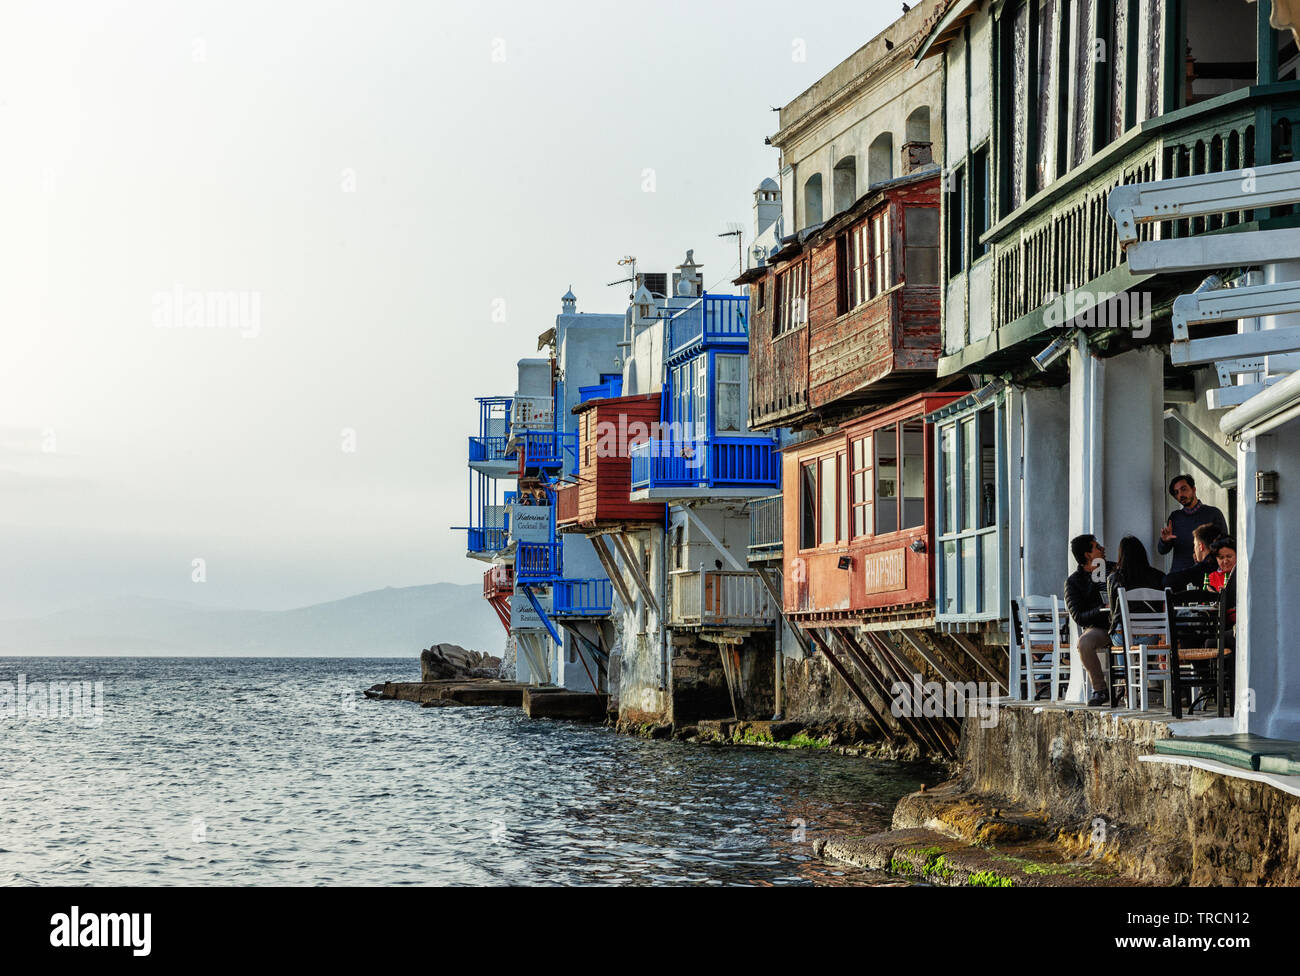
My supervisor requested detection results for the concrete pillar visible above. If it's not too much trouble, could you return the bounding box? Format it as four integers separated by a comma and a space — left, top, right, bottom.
1064, 340, 1165, 701
1017, 385, 1071, 599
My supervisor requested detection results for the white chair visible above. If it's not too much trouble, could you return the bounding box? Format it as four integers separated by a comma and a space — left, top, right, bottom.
1013, 596, 1068, 701
1117, 586, 1171, 710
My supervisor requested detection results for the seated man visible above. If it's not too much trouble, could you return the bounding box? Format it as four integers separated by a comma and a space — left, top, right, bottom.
1163, 522, 1221, 591
1065, 534, 1117, 707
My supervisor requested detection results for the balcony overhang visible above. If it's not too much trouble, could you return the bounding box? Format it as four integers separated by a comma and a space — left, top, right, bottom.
629, 486, 777, 503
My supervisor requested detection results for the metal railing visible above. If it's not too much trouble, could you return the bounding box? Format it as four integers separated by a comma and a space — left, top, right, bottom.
483, 563, 514, 599
553, 578, 613, 617
516, 541, 562, 580
748, 494, 783, 559
521, 430, 577, 468
669, 569, 777, 628
468, 435, 513, 464
467, 527, 508, 554
630, 437, 779, 491
510, 395, 554, 432
667, 294, 749, 358
578, 378, 623, 403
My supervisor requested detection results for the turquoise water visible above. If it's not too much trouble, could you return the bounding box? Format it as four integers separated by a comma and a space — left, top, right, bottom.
0, 657, 934, 886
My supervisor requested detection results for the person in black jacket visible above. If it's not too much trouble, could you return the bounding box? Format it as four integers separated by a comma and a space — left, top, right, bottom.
1065, 533, 1117, 707
1163, 522, 1221, 591
1107, 536, 1167, 635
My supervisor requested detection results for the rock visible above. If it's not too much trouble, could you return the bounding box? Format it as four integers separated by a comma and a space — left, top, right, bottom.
420, 643, 494, 681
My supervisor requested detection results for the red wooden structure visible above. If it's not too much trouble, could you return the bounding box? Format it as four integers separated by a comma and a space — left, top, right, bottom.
781, 391, 962, 624
555, 393, 665, 531
742, 169, 943, 433
483, 563, 513, 634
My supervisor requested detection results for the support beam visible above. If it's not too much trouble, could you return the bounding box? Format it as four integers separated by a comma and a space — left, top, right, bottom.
520, 584, 564, 649
1173, 326, 1300, 366
896, 629, 963, 685
590, 535, 635, 610
679, 504, 746, 571
948, 632, 1009, 693
1127, 227, 1300, 274
610, 532, 660, 615
805, 628, 892, 740
852, 630, 954, 757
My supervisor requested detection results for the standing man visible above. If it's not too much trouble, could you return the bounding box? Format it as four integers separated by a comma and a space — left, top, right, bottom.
1158, 474, 1228, 574
1065, 534, 1117, 707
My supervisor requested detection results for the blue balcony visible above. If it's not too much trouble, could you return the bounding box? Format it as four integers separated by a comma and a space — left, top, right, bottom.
553, 578, 613, 618
579, 377, 623, 403
469, 396, 516, 476
630, 436, 779, 495
520, 430, 577, 471
516, 541, 562, 581
667, 294, 749, 362
466, 527, 508, 553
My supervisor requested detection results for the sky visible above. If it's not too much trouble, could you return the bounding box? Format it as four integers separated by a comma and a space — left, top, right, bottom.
0, 0, 903, 618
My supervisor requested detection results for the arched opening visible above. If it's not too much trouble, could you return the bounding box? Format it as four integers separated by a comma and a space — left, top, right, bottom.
905, 106, 931, 145
803, 173, 823, 228
868, 133, 894, 187
833, 156, 857, 214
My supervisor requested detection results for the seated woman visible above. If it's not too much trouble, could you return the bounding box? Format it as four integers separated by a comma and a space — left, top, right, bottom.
1208, 536, 1238, 626
1107, 536, 1167, 638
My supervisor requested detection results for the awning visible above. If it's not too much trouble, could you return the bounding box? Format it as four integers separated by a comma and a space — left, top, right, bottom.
914, 0, 980, 63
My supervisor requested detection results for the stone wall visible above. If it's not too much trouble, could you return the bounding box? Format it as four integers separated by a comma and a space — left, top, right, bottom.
955, 703, 1300, 885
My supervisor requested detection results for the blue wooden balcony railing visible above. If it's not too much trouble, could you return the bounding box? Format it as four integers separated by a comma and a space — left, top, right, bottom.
468, 435, 513, 464
516, 541, 562, 581
579, 377, 623, 403
667, 294, 749, 359
553, 578, 613, 617
521, 430, 577, 469
466, 527, 508, 553
630, 436, 779, 491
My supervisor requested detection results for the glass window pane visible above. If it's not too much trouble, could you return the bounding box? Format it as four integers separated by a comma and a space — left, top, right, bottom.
961, 418, 976, 531
820, 456, 837, 546
875, 427, 898, 535
982, 531, 1000, 615
979, 408, 997, 528
901, 421, 925, 529
943, 540, 958, 615
962, 537, 978, 615
941, 424, 956, 536
840, 451, 850, 541
800, 463, 817, 550
714, 354, 743, 433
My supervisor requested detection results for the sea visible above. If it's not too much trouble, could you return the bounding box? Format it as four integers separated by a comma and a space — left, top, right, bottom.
0, 657, 937, 886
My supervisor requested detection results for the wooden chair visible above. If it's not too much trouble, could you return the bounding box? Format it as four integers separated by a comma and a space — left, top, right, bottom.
1012, 596, 1068, 701
1117, 587, 1171, 711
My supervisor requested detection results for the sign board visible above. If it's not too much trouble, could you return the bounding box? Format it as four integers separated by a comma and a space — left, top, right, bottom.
861, 549, 907, 594
509, 504, 552, 544
510, 585, 551, 629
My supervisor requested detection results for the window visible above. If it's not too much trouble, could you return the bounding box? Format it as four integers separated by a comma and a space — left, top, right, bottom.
874, 427, 898, 535
971, 147, 991, 259
906, 207, 939, 286
775, 262, 808, 335
851, 436, 873, 538
757, 280, 766, 310
804, 173, 823, 227
694, 356, 707, 438
1034, 0, 1059, 192
800, 462, 818, 550
833, 156, 857, 213
871, 209, 892, 296
839, 222, 869, 311
901, 421, 925, 530
714, 354, 743, 433
935, 400, 1004, 622
819, 455, 837, 546
947, 166, 966, 279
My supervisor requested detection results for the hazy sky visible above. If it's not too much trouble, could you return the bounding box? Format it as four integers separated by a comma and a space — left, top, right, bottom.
0, 0, 901, 617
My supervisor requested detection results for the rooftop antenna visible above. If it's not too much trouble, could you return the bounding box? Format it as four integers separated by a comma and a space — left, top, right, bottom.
718, 224, 743, 273
606, 255, 638, 299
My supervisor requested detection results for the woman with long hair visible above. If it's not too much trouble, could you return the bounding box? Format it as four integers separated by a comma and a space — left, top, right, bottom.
1107, 535, 1166, 636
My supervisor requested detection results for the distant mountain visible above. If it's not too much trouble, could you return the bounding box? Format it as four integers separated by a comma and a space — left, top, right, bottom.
0, 584, 505, 657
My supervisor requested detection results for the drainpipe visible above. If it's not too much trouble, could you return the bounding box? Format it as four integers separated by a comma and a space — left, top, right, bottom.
659, 529, 669, 693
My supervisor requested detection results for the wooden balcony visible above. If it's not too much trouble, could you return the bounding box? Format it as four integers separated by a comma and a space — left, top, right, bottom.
629, 436, 779, 498
552, 578, 613, 618
559, 394, 666, 528
747, 171, 942, 432
669, 570, 777, 629
516, 542, 562, 581
665, 294, 749, 361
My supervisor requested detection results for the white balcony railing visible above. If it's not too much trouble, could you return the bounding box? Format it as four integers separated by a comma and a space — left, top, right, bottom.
669, 569, 777, 628
510, 396, 554, 433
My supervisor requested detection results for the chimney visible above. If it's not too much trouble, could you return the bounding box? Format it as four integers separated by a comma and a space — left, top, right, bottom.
901, 141, 934, 175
